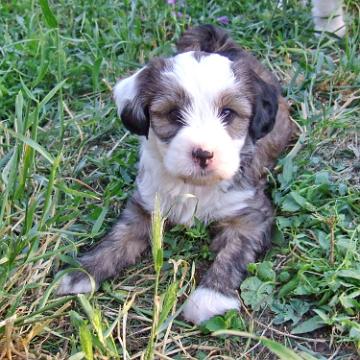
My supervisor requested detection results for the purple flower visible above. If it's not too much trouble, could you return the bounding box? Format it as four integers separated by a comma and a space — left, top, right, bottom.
171, 11, 189, 19
217, 16, 229, 25
167, 0, 176, 4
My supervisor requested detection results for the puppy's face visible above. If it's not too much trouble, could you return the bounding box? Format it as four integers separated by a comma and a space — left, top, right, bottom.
114, 52, 278, 185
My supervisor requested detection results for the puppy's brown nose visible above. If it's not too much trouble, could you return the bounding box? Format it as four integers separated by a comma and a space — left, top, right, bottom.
192, 148, 214, 169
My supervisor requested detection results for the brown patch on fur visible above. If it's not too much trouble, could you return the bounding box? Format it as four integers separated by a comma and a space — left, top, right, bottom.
119, 57, 173, 137
226, 117, 249, 139
149, 86, 191, 142
215, 90, 252, 139
150, 113, 183, 143
176, 24, 247, 61
192, 51, 211, 62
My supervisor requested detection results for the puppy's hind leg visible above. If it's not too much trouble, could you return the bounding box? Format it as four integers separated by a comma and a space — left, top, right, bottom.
182, 194, 273, 324
57, 195, 150, 295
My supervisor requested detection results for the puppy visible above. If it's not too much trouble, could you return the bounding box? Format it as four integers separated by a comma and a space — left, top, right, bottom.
57, 25, 294, 324
311, 0, 346, 38
279, 0, 346, 38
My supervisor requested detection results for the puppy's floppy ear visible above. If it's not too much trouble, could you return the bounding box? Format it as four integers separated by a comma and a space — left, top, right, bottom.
249, 74, 279, 142
113, 68, 150, 137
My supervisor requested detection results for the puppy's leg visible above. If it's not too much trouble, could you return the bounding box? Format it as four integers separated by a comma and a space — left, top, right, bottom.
183, 194, 273, 324
57, 195, 150, 295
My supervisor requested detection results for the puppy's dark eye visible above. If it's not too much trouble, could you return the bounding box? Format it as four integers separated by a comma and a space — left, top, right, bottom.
219, 108, 236, 124
168, 108, 184, 124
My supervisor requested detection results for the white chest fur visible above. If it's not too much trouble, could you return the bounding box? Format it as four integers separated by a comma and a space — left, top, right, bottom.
137, 140, 254, 226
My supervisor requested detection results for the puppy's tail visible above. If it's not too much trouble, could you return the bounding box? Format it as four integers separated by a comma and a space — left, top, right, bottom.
176, 24, 245, 60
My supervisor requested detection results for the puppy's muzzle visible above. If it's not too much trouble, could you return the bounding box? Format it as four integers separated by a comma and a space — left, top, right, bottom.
192, 148, 214, 169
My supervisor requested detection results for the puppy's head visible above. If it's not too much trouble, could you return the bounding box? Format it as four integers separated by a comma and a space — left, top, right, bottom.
114, 52, 278, 186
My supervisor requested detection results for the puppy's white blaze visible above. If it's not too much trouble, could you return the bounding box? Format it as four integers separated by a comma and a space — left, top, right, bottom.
113, 68, 144, 114
182, 287, 240, 325
56, 273, 92, 295
170, 52, 237, 102
168, 53, 241, 129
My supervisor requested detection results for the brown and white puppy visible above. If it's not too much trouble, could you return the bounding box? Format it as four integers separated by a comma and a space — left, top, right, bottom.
57, 25, 294, 324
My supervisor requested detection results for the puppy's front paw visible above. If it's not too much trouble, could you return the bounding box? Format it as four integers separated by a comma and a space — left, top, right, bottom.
182, 287, 240, 325
56, 271, 96, 295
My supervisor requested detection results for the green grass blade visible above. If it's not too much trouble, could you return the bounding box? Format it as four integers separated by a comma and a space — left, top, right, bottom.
38, 0, 58, 28
38, 79, 66, 109
0, 124, 54, 164
213, 330, 304, 360
79, 323, 94, 360
39, 152, 62, 228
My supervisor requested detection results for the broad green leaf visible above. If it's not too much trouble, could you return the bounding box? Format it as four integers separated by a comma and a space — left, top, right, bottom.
278, 271, 291, 283
313, 309, 330, 323
281, 195, 301, 212
291, 315, 326, 334
225, 310, 246, 331
279, 276, 299, 298
337, 270, 360, 281
290, 191, 316, 211
276, 216, 293, 229
336, 236, 356, 256
68, 352, 85, 360
240, 276, 274, 311
315, 171, 331, 185
339, 290, 360, 310
202, 316, 227, 332
338, 183, 348, 195
349, 325, 360, 340
271, 299, 310, 326
272, 225, 286, 246
257, 261, 276, 282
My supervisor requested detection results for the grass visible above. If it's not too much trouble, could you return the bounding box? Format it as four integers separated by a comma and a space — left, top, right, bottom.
0, 0, 359, 358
